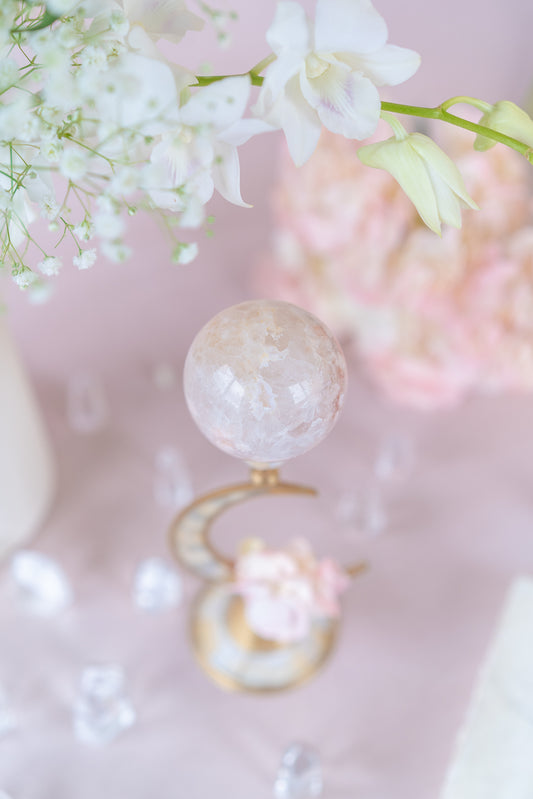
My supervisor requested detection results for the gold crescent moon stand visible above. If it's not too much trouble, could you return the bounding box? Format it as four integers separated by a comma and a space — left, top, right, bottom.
168, 467, 365, 693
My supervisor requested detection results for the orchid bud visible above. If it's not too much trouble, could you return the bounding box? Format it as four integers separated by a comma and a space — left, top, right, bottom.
474, 101, 533, 152
358, 132, 478, 235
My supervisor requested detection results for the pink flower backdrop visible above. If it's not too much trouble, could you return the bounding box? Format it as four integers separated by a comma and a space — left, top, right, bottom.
258, 126, 533, 409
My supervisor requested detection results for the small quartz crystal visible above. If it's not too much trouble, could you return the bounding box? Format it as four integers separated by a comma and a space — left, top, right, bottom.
374, 433, 415, 483
274, 743, 323, 798
66, 371, 108, 433
153, 446, 193, 511
10, 550, 72, 616
73, 664, 136, 745
133, 557, 182, 612
335, 489, 388, 537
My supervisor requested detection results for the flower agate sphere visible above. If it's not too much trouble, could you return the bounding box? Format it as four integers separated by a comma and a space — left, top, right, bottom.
183, 301, 347, 465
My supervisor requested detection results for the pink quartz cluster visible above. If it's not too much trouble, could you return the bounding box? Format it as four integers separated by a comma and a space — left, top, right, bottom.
258, 127, 533, 409
233, 538, 350, 643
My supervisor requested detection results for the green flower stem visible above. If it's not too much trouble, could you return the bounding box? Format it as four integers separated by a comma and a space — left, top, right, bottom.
380, 111, 408, 140
440, 96, 492, 114
194, 72, 265, 88
195, 54, 275, 88
11, 9, 60, 34
250, 53, 276, 79
381, 101, 533, 161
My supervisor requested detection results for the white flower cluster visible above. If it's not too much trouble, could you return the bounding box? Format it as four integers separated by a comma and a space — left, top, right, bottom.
0, 0, 423, 293
1, 0, 532, 295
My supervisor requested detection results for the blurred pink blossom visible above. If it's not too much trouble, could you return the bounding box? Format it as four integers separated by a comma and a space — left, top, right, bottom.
233, 538, 349, 643
258, 126, 533, 409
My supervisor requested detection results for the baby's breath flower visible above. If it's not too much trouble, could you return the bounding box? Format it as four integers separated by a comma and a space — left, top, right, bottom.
80, 45, 108, 71
101, 240, 131, 263
12, 266, 37, 289
60, 148, 87, 180
0, 59, 19, 92
73, 219, 95, 241
38, 256, 63, 276
94, 211, 125, 240
73, 248, 97, 269
172, 241, 198, 264
39, 195, 60, 220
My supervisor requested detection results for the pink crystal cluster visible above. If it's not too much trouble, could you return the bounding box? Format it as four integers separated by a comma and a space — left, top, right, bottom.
233, 538, 350, 643
259, 127, 533, 409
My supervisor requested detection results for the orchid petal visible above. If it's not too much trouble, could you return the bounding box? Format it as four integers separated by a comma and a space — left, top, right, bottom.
409, 134, 477, 210
300, 61, 380, 140
103, 52, 179, 134
266, 1, 311, 55
270, 76, 322, 166
425, 166, 463, 229
340, 44, 421, 87
261, 52, 305, 105
358, 137, 442, 233
315, 0, 388, 55
212, 143, 250, 207
219, 118, 275, 147
180, 76, 250, 131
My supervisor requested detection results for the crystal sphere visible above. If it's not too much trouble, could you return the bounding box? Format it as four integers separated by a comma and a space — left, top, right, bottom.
183, 300, 347, 465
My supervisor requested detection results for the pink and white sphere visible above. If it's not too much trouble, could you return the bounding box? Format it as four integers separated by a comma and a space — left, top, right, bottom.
183, 300, 347, 465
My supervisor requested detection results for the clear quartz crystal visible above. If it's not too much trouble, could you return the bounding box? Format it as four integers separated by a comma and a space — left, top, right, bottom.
133, 557, 182, 612
10, 550, 72, 616
0, 792, 13, 799
274, 743, 323, 799
153, 446, 193, 511
335, 487, 389, 537
0, 686, 16, 737
66, 371, 108, 433
374, 432, 415, 483
74, 664, 136, 745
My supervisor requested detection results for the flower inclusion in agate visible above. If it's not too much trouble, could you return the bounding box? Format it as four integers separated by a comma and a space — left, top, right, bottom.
183, 301, 347, 465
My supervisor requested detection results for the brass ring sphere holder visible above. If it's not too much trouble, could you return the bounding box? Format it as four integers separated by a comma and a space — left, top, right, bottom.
168, 301, 365, 693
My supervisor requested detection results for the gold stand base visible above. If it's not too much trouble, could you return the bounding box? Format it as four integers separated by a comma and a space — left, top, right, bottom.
190, 584, 338, 693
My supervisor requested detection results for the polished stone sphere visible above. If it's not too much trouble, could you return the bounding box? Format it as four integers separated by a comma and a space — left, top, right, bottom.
183, 300, 347, 465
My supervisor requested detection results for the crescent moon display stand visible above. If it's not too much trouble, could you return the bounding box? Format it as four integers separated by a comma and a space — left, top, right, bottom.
168, 300, 366, 693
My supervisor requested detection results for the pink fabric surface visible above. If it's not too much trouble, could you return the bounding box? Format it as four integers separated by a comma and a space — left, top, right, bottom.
1, 2, 533, 796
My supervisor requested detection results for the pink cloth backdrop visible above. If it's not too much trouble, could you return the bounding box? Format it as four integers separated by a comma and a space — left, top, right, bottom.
1, 1, 533, 796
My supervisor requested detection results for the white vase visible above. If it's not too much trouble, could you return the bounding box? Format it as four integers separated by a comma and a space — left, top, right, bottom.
0, 316, 55, 559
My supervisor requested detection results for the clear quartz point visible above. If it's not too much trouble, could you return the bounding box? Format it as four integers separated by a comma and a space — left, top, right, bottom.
66, 371, 108, 433
10, 550, 72, 616
361, 490, 389, 535
274, 743, 323, 799
335, 487, 388, 537
0, 792, 14, 799
133, 558, 182, 612
153, 446, 193, 511
374, 432, 415, 483
74, 664, 136, 745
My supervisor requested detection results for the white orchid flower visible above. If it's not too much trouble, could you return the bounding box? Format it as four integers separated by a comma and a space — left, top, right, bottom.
358, 129, 478, 235
94, 50, 181, 136
148, 76, 272, 215
121, 0, 203, 42
254, 0, 420, 166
